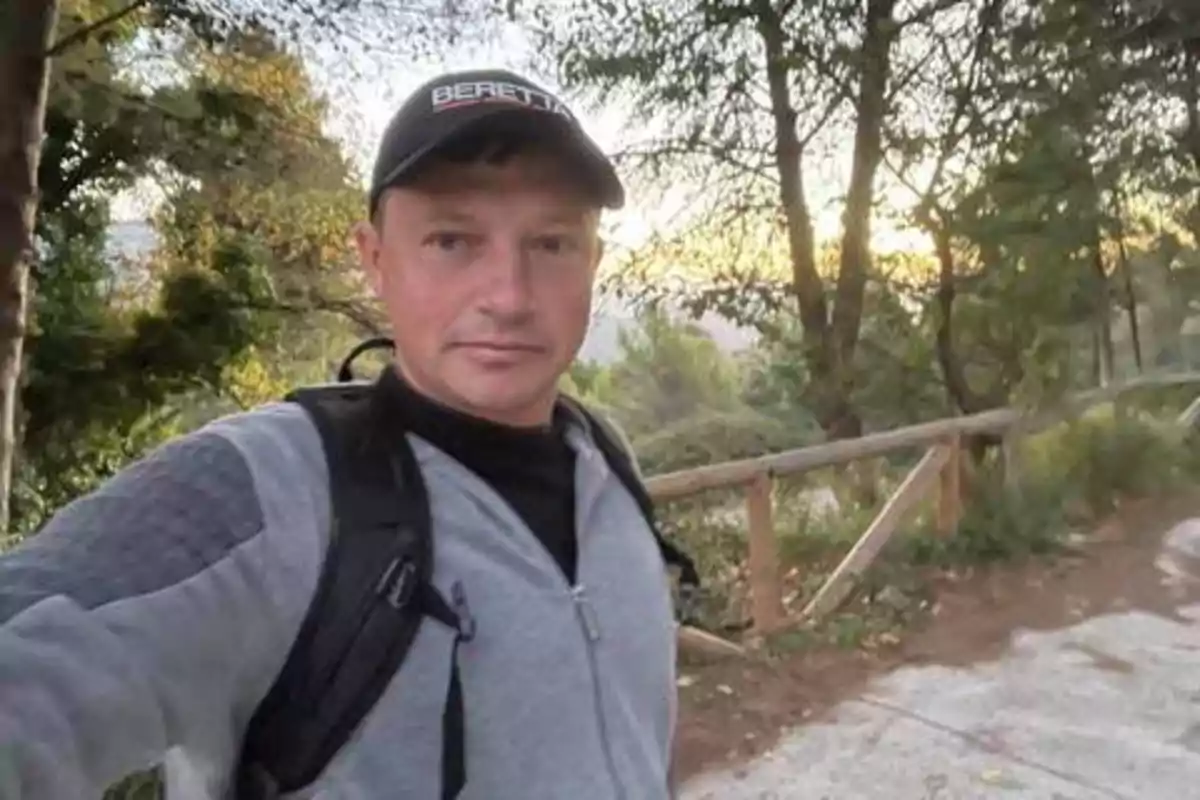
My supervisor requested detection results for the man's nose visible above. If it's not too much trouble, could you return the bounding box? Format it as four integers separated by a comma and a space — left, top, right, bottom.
478, 240, 535, 320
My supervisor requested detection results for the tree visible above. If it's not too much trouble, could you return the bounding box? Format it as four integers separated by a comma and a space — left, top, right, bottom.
14, 8, 384, 532
878, 0, 1200, 432
16, 20, 231, 528
0, 0, 60, 536
147, 25, 384, 407
0, 0, 507, 533
582, 308, 788, 473
527, 0, 971, 441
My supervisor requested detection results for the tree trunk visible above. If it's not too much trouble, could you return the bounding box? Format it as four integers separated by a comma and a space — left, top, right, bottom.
1113, 193, 1143, 373
755, 0, 860, 439
931, 223, 976, 415
756, 0, 900, 441
927, 216, 1001, 463
832, 0, 897, 388
1091, 247, 1115, 385
1081, 157, 1115, 385
0, 0, 59, 533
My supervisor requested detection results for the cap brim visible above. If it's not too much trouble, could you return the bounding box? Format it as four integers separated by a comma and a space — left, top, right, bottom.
372, 106, 624, 212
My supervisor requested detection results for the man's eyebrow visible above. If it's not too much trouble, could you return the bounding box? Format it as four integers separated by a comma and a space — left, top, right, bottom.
419, 206, 478, 225
534, 210, 595, 227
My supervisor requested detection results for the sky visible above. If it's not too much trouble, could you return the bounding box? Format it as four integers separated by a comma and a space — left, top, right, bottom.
112, 9, 931, 263
303, 20, 674, 253
299, 16, 931, 259
102, 9, 938, 363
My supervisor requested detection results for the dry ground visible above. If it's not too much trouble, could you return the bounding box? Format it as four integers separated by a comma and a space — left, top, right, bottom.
671, 492, 1200, 785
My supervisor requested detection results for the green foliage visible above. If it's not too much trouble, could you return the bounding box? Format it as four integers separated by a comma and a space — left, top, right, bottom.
584, 307, 801, 473
904, 469, 1066, 568
905, 412, 1200, 573
597, 309, 743, 425
19, 11, 379, 533
947, 111, 1116, 403
772, 480, 882, 565
1025, 408, 1198, 515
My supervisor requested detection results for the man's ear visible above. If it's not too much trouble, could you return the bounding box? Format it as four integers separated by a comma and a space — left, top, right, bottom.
353, 219, 384, 297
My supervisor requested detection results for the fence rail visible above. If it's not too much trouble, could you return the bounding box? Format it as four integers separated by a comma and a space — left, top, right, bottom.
666, 372, 1200, 656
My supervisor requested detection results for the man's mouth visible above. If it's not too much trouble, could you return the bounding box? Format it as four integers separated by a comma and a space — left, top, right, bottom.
452, 341, 544, 353
451, 341, 547, 364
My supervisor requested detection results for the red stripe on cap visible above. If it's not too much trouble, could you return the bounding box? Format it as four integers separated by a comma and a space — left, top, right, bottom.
432, 97, 550, 113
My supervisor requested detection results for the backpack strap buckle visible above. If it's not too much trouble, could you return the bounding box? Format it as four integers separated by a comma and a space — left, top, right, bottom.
376, 555, 419, 610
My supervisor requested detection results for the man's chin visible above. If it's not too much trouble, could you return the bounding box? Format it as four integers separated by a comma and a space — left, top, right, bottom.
445, 376, 557, 426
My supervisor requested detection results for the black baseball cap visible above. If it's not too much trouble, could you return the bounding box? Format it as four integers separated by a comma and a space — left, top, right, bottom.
368, 68, 625, 216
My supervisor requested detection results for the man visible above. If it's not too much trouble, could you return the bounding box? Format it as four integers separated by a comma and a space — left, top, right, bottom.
0, 69, 680, 799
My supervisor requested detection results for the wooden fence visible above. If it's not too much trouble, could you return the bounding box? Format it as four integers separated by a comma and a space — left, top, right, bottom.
667, 372, 1200, 658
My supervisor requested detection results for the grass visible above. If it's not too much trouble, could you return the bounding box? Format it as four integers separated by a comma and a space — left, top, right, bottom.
666, 410, 1200, 654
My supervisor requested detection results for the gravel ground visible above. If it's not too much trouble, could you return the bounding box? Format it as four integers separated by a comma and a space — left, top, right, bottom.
681, 518, 1200, 799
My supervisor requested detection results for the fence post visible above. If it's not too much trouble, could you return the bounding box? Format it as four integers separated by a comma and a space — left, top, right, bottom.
745, 469, 784, 635
937, 435, 963, 536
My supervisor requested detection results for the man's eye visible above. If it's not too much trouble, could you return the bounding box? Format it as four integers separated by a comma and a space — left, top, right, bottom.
534, 235, 576, 254
427, 232, 470, 251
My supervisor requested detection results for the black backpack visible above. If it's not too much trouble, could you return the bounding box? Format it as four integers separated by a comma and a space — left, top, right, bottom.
233, 339, 700, 799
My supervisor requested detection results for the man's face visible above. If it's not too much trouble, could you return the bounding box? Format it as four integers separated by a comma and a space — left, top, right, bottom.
354, 150, 604, 427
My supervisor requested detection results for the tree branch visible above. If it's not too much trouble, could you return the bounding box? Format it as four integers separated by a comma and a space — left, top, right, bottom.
46, 0, 152, 57
922, 0, 1002, 200
613, 138, 776, 185
881, 150, 929, 206
897, 0, 968, 31
798, 88, 847, 149
886, 43, 939, 106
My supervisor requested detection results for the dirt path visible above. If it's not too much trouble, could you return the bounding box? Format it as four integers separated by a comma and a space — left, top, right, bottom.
671, 493, 1200, 790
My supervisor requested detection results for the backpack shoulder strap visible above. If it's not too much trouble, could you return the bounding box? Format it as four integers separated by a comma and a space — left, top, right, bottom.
235, 382, 469, 800
558, 396, 700, 590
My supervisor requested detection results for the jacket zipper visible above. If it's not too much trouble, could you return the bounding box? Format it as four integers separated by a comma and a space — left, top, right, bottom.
435, 452, 629, 796
571, 583, 626, 800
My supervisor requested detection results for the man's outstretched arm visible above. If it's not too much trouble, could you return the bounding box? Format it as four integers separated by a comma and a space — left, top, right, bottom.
0, 407, 328, 799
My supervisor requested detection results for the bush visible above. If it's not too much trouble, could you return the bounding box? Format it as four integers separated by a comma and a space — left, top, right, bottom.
907, 411, 1200, 568
1024, 408, 1197, 517
1120, 385, 1198, 420
904, 465, 1065, 567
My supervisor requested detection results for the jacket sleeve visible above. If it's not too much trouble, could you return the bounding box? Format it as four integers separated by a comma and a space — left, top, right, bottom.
0, 407, 329, 799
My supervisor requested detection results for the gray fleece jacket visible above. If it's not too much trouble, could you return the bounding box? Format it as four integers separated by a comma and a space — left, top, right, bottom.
0, 400, 678, 799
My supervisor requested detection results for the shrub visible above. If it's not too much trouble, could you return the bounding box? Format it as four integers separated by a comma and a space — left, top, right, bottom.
904, 464, 1066, 567
1024, 408, 1196, 517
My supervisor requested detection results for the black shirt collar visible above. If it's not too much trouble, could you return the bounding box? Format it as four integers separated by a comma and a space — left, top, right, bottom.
373, 366, 574, 470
